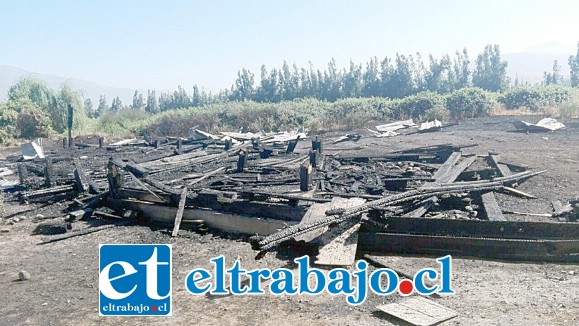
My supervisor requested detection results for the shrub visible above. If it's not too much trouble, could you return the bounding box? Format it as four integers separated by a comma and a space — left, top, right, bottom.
393, 92, 445, 120
445, 87, 497, 119
499, 85, 573, 112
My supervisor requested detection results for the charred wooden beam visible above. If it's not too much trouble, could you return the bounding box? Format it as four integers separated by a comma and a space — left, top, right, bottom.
44, 158, 53, 188
237, 149, 248, 173
257, 170, 544, 250
357, 232, 579, 263
107, 159, 124, 196
300, 162, 313, 191
172, 188, 188, 237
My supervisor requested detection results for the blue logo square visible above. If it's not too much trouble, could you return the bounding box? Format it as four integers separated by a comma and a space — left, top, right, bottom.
99, 244, 172, 316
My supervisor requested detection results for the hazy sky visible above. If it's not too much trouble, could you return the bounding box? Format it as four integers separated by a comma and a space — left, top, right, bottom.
1, 0, 578, 91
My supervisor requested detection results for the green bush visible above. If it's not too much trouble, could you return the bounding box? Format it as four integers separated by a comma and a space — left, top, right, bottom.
393, 92, 445, 120
445, 87, 497, 119
95, 109, 150, 136
499, 85, 573, 112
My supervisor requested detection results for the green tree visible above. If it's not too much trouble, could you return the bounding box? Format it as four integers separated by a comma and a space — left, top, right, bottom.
363, 57, 381, 97
472, 45, 509, 92
7, 77, 57, 110
232, 68, 255, 101
453, 48, 470, 89
132, 90, 145, 109
97, 95, 108, 117
192, 85, 202, 107
390, 54, 415, 98
54, 84, 87, 132
84, 98, 94, 118
543, 60, 563, 85
111, 96, 123, 112
145, 90, 160, 114
568, 43, 579, 87
342, 60, 363, 98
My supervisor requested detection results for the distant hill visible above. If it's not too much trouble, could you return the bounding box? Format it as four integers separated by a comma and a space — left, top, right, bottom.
504, 52, 571, 85
0, 65, 137, 105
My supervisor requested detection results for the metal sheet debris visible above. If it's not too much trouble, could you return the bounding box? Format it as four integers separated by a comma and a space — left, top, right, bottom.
513, 117, 565, 132
20, 139, 45, 160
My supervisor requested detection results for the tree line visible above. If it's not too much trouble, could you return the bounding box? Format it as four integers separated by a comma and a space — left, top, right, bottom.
87, 43, 579, 117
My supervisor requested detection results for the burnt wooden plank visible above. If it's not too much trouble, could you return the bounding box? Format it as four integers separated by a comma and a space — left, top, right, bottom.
295, 197, 365, 244
404, 153, 471, 217
314, 218, 361, 266
363, 216, 579, 239
481, 191, 506, 221
437, 156, 476, 184
172, 188, 188, 237
358, 232, 579, 262
489, 153, 512, 177
377, 297, 457, 326
300, 162, 313, 191
431, 151, 461, 181
106, 198, 294, 235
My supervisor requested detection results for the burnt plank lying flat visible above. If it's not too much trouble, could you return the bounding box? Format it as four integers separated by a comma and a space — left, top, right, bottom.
107, 198, 294, 235
437, 156, 476, 184
358, 232, 579, 262
115, 187, 307, 221
314, 197, 366, 266
405, 152, 474, 217
489, 153, 512, 177
431, 151, 461, 181
481, 191, 506, 221
295, 197, 365, 244
365, 216, 579, 239
377, 297, 457, 326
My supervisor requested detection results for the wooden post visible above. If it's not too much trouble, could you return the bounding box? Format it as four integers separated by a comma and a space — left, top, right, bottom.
300, 162, 312, 191
172, 187, 188, 237
73, 159, 88, 193
67, 104, 73, 148
260, 148, 273, 159
107, 159, 123, 196
224, 138, 233, 150
18, 164, 27, 186
309, 149, 318, 167
287, 139, 298, 154
312, 136, 323, 154
98, 137, 104, 148
251, 137, 261, 150
237, 149, 247, 172
44, 158, 53, 188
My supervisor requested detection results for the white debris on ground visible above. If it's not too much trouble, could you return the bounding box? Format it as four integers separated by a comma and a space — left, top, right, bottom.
367, 129, 398, 138
375, 119, 416, 133
220, 128, 307, 143
188, 128, 221, 140
108, 138, 149, 146
513, 117, 566, 132
332, 134, 362, 143
0, 167, 14, 178
20, 139, 45, 160
419, 119, 443, 132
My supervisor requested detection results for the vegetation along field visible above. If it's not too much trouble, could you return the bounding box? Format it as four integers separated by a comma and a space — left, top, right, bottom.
2, 44, 579, 144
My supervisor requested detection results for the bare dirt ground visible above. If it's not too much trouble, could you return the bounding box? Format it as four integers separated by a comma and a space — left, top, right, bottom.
1, 115, 578, 326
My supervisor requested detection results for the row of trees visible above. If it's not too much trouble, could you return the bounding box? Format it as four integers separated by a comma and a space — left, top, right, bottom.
88, 43, 579, 116
230, 45, 509, 103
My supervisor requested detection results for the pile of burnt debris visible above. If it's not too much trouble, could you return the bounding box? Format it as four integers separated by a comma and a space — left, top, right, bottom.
1, 127, 578, 264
